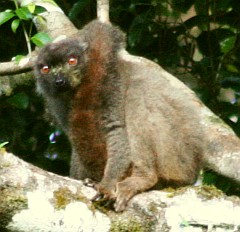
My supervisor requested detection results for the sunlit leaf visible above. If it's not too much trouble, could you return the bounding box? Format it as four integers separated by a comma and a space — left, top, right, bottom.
220, 36, 236, 54
226, 64, 238, 73
12, 55, 26, 63
16, 7, 33, 20
5, 9, 14, 13
31, 32, 52, 47
0, 142, 9, 148
0, 11, 15, 26
27, 3, 36, 14
11, 19, 20, 33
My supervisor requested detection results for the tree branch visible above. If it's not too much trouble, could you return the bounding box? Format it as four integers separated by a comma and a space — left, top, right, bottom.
1, 150, 240, 232
97, 0, 110, 23
0, 58, 33, 76
24, 0, 78, 39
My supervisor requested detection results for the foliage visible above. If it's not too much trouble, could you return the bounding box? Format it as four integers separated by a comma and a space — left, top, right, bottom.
0, 142, 8, 148
112, 0, 240, 105
0, 1, 51, 54
0, 0, 240, 195
0, 82, 71, 175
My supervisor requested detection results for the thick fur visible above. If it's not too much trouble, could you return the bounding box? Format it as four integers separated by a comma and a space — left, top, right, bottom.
34, 20, 204, 212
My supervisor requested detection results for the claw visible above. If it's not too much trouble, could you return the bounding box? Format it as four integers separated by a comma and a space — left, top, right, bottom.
91, 192, 104, 202
83, 178, 95, 187
91, 192, 115, 210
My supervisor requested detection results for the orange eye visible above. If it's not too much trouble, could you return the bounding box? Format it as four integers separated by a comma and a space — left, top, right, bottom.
40, 65, 50, 74
68, 57, 78, 66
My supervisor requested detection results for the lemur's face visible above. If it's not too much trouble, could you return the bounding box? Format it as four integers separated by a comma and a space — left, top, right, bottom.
34, 38, 88, 96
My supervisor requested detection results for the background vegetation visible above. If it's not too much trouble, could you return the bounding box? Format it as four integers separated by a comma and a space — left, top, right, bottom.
0, 0, 240, 194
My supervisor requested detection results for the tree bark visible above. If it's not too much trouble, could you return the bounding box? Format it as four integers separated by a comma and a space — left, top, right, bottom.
1, 149, 240, 232
0, 0, 240, 231
97, 0, 110, 23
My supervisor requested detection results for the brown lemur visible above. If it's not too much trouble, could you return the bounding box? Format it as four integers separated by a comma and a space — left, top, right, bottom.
34, 20, 204, 212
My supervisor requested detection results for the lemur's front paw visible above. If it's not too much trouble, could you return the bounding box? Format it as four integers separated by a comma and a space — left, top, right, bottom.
93, 181, 117, 200
92, 180, 134, 212
91, 181, 117, 210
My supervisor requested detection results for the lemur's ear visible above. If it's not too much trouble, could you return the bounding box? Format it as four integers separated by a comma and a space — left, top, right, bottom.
80, 42, 88, 51
76, 37, 88, 52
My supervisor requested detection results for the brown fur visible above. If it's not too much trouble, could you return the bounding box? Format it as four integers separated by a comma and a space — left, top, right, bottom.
34, 20, 204, 212
69, 47, 108, 180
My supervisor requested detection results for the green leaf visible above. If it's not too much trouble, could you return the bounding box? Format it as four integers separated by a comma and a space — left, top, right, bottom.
21, 0, 46, 13
11, 19, 20, 33
16, 7, 33, 20
226, 64, 238, 73
220, 36, 236, 54
0, 11, 15, 26
7, 92, 29, 109
128, 15, 146, 47
27, 3, 36, 14
13, 55, 26, 63
34, 15, 46, 25
31, 32, 52, 47
0, 142, 9, 148
34, 6, 47, 15
5, 9, 14, 13
69, 0, 91, 20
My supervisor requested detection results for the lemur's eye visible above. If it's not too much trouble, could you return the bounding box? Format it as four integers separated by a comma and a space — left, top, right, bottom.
68, 56, 78, 66
40, 65, 50, 74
